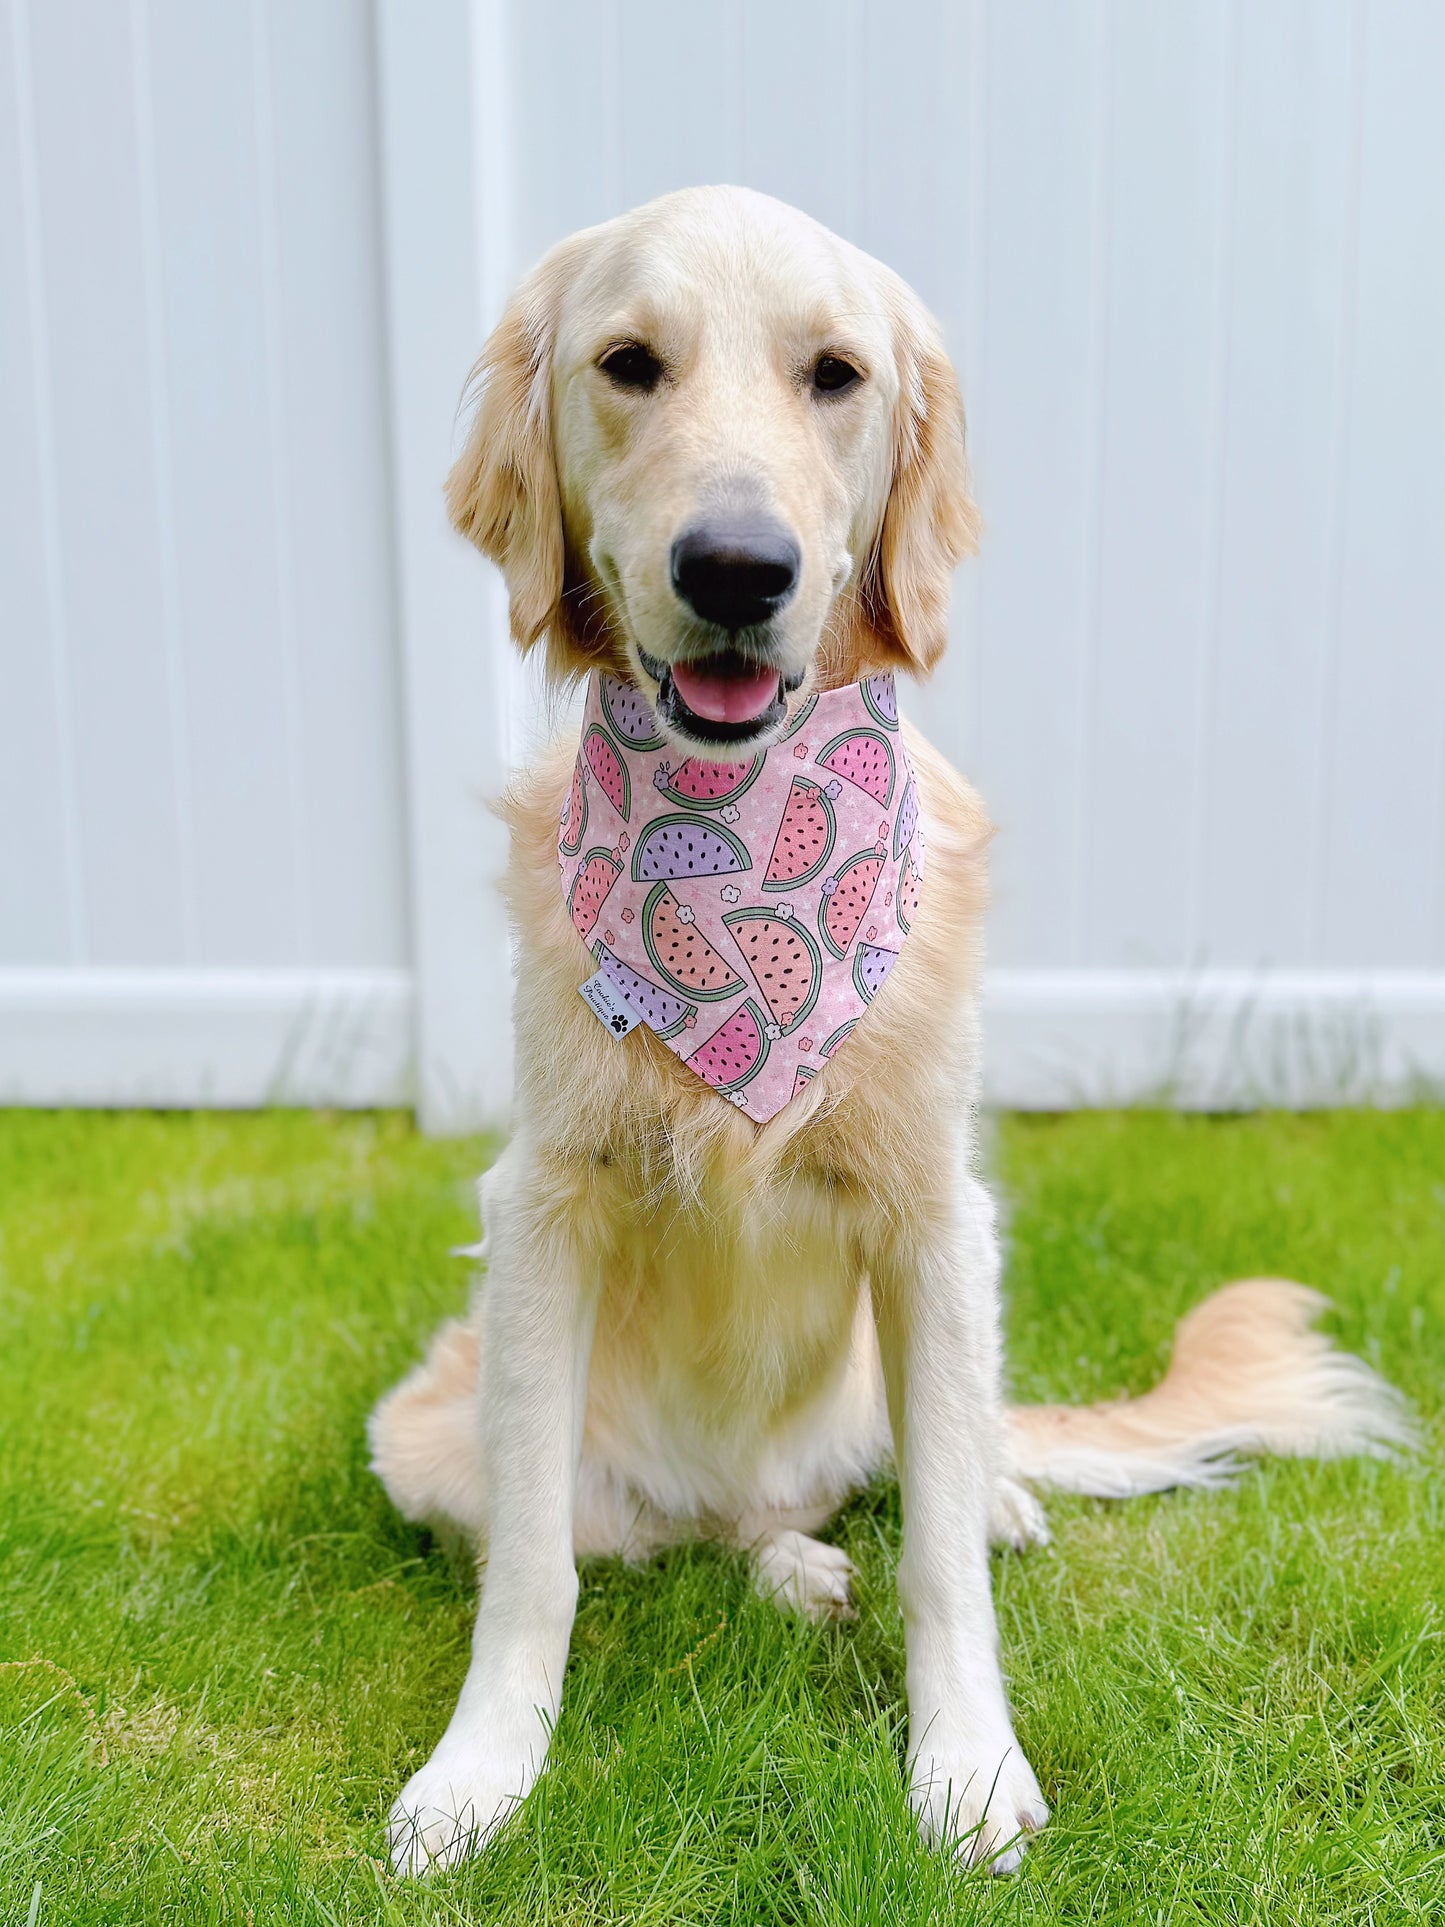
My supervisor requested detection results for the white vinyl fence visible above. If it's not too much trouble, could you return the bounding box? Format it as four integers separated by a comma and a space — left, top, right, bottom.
3, 0, 1444, 1129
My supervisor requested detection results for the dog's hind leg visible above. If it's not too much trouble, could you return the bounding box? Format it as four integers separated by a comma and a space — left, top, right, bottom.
369, 1313, 673, 1564
734, 1509, 857, 1621
369, 1318, 488, 1536
988, 1476, 1050, 1551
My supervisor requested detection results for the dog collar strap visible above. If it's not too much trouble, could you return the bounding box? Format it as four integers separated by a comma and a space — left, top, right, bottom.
558, 670, 924, 1121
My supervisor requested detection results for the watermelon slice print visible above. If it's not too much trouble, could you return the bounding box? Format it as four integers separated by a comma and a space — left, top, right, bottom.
568, 850, 620, 940
763, 777, 836, 890
817, 727, 896, 806
861, 673, 899, 731
654, 754, 760, 808
583, 725, 630, 820
642, 884, 744, 1000
853, 941, 899, 1003
818, 851, 884, 958
779, 692, 818, 741
632, 815, 750, 882
897, 848, 921, 933
559, 753, 588, 857
820, 1019, 856, 1059
893, 776, 919, 860
592, 940, 694, 1039
723, 908, 822, 1035
793, 1064, 817, 1099
687, 998, 770, 1095
601, 674, 664, 749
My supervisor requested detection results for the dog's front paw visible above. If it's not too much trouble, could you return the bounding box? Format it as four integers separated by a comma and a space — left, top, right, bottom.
387, 1736, 537, 1876
909, 1733, 1049, 1873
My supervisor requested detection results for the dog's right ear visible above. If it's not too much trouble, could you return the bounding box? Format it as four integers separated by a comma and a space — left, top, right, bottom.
446, 246, 580, 663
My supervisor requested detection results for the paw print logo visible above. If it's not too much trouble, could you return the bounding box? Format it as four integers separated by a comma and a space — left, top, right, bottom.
719, 804, 740, 826
653, 763, 672, 791
820, 876, 838, 898
720, 884, 741, 905
608, 1013, 629, 1035
676, 903, 695, 925
823, 780, 842, 801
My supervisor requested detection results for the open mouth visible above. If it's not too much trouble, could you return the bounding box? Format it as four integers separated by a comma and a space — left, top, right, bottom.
640, 648, 798, 748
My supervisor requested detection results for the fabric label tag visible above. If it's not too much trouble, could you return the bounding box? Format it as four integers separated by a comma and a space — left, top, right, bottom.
578, 970, 643, 1039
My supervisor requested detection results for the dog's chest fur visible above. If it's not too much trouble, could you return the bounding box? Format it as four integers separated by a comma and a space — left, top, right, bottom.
496, 718, 992, 1521
580, 1164, 886, 1520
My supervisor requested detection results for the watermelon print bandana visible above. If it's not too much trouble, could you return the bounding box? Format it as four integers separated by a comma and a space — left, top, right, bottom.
558, 670, 924, 1123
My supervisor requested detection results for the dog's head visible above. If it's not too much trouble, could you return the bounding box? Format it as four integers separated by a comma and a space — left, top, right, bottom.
448, 186, 977, 755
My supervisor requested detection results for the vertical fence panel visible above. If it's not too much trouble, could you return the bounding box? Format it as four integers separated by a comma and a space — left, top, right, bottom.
26, 0, 186, 964
0, 0, 76, 964
1201, 0, 1355, 968
1318, 0, 1445, 969
1, 0, 412, 1106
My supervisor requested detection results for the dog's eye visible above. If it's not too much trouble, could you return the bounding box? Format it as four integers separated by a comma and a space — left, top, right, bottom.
812, 354, 862, 395
600, 343, 663, 391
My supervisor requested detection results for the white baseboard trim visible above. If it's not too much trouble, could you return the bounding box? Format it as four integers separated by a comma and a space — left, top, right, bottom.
0, 968, 414, 1108
3, 965, 1442, 1116
984, 968, 1445, 1108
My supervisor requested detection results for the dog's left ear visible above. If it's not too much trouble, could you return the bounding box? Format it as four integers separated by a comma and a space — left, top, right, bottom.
852, 294, 979, 677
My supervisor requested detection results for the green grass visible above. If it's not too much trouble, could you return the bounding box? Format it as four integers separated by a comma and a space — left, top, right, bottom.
1, 1109, 1441, 1925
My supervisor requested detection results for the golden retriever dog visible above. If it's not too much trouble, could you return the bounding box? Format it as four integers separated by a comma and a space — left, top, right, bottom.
370, 186, 1408, 1875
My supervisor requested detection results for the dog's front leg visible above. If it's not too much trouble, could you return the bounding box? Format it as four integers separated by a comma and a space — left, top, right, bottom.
388, 1140, 598, 1875
869, 1165, 1049, 1872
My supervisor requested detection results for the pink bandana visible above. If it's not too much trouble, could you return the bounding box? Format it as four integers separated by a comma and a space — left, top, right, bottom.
558, 670, 924, 1122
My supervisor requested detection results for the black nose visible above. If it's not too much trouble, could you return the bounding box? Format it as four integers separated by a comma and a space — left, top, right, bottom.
670, 522, 801, 632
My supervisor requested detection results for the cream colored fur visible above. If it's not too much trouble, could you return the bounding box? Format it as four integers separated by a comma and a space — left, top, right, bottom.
371, 187, 1409, 1878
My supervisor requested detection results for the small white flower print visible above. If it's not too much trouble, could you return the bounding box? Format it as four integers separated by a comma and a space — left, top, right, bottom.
764, 1023, 782, 1041
720, 884, 741, 904
820, 877, 838, 897
775, 902, 794, 920
719, 804, 740, 825
676, 903, 695, 924
728, 1091, 749, 1109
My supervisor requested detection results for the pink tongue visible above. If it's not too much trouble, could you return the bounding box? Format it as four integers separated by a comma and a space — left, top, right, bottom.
670, 659, 781, 725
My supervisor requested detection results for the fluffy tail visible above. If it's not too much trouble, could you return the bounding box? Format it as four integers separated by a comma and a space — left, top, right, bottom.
1007, 1279, 1415, 1498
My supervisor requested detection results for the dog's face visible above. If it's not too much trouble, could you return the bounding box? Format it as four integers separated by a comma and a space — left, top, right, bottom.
449, 187, 978, 755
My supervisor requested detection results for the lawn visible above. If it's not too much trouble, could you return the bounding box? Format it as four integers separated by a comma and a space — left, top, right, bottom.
1, 1108, 1441, 1926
